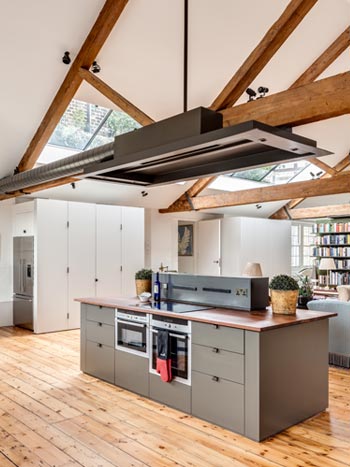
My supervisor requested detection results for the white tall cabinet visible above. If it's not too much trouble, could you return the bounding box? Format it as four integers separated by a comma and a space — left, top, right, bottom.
21, 199, 144, 334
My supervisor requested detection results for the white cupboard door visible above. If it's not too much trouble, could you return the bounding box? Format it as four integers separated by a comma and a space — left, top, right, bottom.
35, 199, 68, 333
96, 205, 122, 297
68, 202, 96, 329
121, 207, 145, 297
197, 219, 221, 276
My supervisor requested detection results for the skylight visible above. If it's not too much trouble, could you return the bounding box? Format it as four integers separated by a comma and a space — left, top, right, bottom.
47, 99, 140, 151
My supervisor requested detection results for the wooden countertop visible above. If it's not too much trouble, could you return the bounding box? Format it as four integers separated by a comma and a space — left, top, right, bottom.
75, 297, 337, 332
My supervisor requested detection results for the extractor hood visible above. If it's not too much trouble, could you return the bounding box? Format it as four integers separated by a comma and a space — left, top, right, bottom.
81, 107, 331, 186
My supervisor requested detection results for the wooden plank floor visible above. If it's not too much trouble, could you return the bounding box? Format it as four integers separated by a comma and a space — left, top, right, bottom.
0, 328, 349, 467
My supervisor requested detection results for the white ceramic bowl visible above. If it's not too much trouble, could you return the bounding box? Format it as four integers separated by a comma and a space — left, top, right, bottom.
138, 292, 151, 303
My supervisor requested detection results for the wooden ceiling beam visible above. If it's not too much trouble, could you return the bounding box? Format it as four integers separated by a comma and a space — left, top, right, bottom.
306, 156, 337, 175
160, 171, 350, 213
0, 176, 78, 201
220, 72, 350, 128
17, 0, 129, 173
79, 68, 154, 127
290, 26, 350, 89
283, 204, 350, 220
163, 176, 216, 213
211, 0, 317, 110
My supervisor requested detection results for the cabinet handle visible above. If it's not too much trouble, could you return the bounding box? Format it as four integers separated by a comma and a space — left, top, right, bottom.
98, 322, 102, 327
99, 306, 102, 309
98, 343, 102, 348
212, 376, 219, 382
212, 347, 219, 353
213, 324, 219, 329
95, 278, 99, 282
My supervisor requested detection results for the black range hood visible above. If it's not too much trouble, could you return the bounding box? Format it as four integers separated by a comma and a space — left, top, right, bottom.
82, 107, 331, 186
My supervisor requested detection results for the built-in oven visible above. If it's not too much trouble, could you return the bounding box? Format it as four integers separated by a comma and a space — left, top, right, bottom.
115, 309, 149, 357
150, 315, 191, 385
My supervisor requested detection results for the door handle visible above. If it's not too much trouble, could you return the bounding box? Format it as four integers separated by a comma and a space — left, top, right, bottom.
212, 347, 219, 353
212, 376, 219, 382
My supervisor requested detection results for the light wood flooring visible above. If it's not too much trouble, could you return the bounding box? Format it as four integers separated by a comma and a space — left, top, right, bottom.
0, 327, 349, 467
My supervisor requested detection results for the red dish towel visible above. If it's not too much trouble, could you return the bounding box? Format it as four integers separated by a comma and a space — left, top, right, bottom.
156, 358, 172, 382
156, 329, 172, 382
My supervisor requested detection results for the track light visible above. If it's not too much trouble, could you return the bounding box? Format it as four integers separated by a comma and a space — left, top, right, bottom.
246, 88, 256, 102
141, 190, 148, 197
257, 86, 269, 98
256, 204, 262, 210
91, 61, 101, 73
71, 182, 76, 190
62, 51, 71, 65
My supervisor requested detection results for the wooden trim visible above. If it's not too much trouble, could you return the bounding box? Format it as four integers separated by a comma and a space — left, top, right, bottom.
282, 204, 350, 220
160, 171, 350, 213
211, 0, 317, 110
290, 27, 350, 88
79, 68, 154, 126
17, 0, 129, 173
220, 72, 350, 128
0, 176, 77, 201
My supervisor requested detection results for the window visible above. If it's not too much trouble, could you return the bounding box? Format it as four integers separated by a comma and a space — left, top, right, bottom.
291, 222, 315, 274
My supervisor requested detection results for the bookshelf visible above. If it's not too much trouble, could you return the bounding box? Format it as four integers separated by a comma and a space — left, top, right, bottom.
312, 220, 350, 287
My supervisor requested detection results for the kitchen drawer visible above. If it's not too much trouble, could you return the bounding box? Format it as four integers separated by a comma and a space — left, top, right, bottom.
86, 320, 114, 347
192, 322, 244, 354
85, 304, 115, 326
115, 350, 149, 397
192, 370, 244, 433
192, 343, 244, 384
85, 340, 114, 384
149, 373, 191, 413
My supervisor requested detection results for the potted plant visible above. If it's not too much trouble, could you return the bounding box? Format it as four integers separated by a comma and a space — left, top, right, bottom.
297, 274, 313, 308
269, 274, 299, 315
135, 268, 153, 296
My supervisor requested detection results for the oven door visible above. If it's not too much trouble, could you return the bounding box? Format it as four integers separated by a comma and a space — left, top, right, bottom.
150, 328, 191, 385
116, 319, 148, 357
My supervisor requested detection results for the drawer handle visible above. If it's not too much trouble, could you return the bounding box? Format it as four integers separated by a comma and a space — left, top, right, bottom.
97, 343, 102, 348
99, 306, 102, 309
212, 347, 219, 353
212, 376, 219, 382
213, 324, 219, 329
98, 322, 103, 327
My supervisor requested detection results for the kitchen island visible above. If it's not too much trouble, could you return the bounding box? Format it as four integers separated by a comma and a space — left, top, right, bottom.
77, 297, 336, 441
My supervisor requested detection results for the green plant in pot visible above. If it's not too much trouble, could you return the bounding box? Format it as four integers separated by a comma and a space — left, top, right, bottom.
269, 274, 299, 315
135, 268, 153, 296
297, 274, 313, 308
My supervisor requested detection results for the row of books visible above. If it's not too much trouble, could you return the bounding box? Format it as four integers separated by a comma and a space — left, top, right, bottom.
318, 271, 350, 286
313, 222, 350, 234
315, 234, 350, 245
315, 258, 350, 269
312, 247, 350, 257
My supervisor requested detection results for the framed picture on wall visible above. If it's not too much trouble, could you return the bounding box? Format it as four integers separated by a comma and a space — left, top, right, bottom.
178, 224, 193, 256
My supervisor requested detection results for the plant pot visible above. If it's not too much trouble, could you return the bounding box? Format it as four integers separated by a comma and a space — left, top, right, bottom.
270, 289, 298, 315
298, 295, 313, 308
135, 279, 151, 296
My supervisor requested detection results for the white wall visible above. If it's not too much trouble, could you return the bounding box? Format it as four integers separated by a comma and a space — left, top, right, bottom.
0, 200, 15, 325
145, 209, 218, 272
221, 217, 291, 279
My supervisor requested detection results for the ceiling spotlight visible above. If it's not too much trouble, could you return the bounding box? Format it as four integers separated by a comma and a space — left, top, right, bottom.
246, 88, 256, 102
141, 190, 148, 197
316, 171, 323, 177
256, 204, 262, 209
62, 51, 71, 65
257, 86, 269, 98
71, 182, 76, 190
91, 61, 101, 73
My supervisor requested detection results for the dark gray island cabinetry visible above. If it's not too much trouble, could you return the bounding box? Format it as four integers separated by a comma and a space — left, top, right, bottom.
78, 297, 336, 441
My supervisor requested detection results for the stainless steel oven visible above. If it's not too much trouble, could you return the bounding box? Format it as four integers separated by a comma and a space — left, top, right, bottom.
150, 315, 191, 385
115, 309, 149, 357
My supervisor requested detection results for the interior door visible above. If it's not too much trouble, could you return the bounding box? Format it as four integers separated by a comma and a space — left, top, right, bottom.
197, 219, 221, 275
68, 202, 96, 329
96, 205, 122, 297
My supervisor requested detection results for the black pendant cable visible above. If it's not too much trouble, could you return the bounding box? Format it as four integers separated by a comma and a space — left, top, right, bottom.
183, 0, 189, 112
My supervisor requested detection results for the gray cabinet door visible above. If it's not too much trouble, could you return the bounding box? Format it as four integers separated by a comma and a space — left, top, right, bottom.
85, 340, 114, 384
192, 371, 244, 433
192, 344, 244, 384
115, 350, 149, 397
149, 374, 191, 413
192, 322, 244, 354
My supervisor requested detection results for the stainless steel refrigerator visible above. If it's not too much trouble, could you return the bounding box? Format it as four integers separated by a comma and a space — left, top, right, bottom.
13, 236, 34, 330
